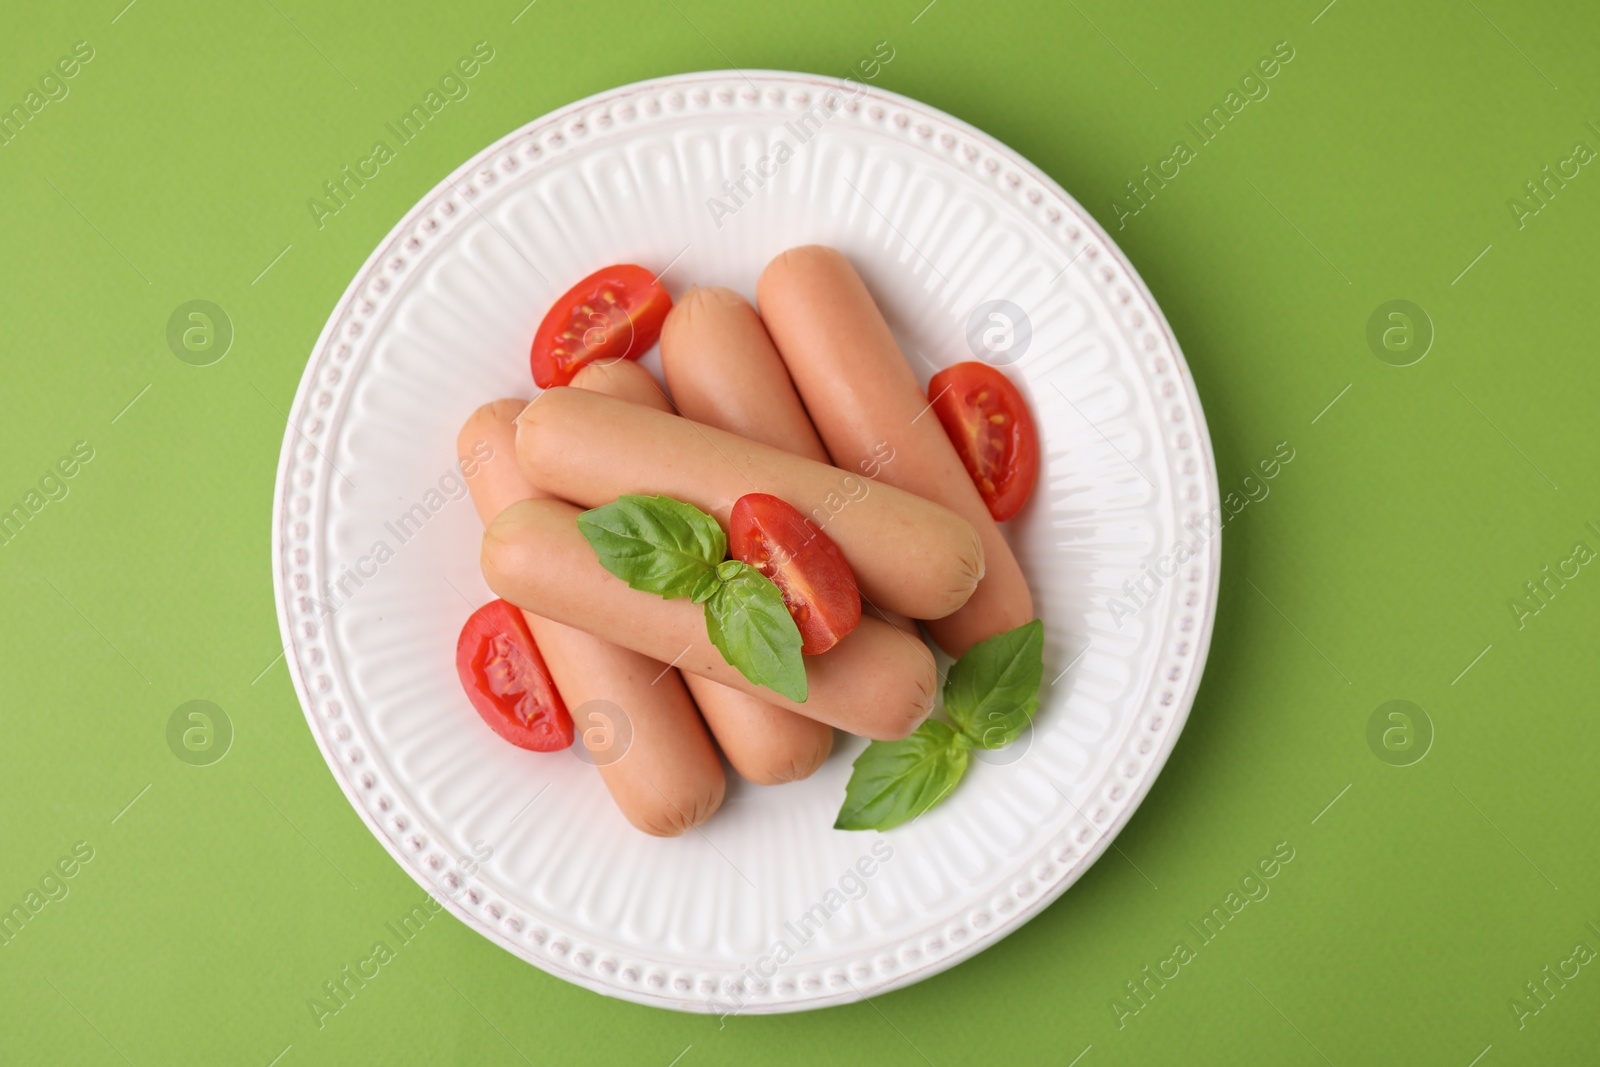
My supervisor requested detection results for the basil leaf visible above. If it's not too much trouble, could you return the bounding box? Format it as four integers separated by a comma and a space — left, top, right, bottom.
834, 720, 969, 831
704, 561, 807, 702
576, 495, 726, 601
944, 619, 1044, 750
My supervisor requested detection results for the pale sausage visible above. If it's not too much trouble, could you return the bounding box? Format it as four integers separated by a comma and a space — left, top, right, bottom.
757, 246, 1034, 656
514, 388, 983, 622
481, 497, 937, 740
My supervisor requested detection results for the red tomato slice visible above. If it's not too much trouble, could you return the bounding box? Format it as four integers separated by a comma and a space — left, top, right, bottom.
529, 264, 672, 388
729, 493, 862, 655
455, 599, 574, 751
928, 362, 1039, 522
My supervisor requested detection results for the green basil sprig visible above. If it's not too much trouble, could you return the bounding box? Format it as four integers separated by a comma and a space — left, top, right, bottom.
577, 495, 807, 702
835, 619, 1044, 831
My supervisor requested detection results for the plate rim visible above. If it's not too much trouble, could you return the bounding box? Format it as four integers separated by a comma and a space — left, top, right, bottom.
269, 67, 1221, 1014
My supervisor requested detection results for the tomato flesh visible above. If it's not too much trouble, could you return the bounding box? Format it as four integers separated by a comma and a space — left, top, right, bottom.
530, 264, 672, 388
729, 494, 861, 655
928, 362, 1039, 522
455, 599, 573, 751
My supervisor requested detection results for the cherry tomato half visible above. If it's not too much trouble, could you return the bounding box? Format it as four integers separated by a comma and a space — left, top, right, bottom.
928, 362, 1039, 522
729, 493, 862, 655
455, 599, 574, 751
529, 264, 672, 388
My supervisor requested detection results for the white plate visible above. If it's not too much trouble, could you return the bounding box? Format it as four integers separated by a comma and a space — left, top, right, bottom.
270, 70, 1220, 1014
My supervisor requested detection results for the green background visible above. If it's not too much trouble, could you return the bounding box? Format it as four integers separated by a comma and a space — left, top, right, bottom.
3, 0, 1596, 1063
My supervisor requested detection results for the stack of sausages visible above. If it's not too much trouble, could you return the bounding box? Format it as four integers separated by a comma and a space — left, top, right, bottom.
458, 247, 1033, 836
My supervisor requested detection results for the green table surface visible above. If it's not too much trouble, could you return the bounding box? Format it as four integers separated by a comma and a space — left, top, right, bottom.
4, 0, 1597, 1063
